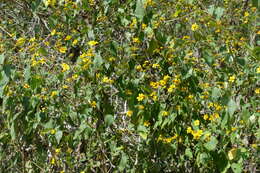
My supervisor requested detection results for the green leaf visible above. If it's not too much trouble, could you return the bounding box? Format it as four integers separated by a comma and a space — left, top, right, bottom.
221, 112, 229, 129
204, 136, 218, 151
185, 148, 193, 159
55, 130, 63, 144
135, 0, 145, 20
251, 0, 259, 8
104, 114, 114, 126
118, 152, 128, 171
24, 65, 31, 82
212, 87, 221, 100
0, 54, 5, 65
139, 131, 147, 140
10, 123, 16, 140
231, 163, 242, 173
228, 99, 237, 116
215, 7, 225, 20
207, 5, 215, 15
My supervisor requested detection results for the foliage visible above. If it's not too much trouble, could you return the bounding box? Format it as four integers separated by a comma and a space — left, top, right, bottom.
0, 0, 259, 172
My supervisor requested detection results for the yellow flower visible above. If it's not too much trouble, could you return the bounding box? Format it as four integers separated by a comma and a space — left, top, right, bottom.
64, 35, 72, 41
194, 120, 200, 126
55, 148, 61, 154
228, 75, 236, 83
188, 94, 194, 99
192, 130, 203, 140
50, 129, 56, 135
167, 84, 176, 93
16, 37, 26, 46
255, 88, 260, 94
203, 114, 209, 120
51, 91, 58, 97
186, 127, 193, 134
50, 158, 55, 165
142, 23, 147, 30
137, 93, 146, 101
23, 83, 30, 89
152, 64, 160, 69
51, 29, 56, 36
88, 40, 98, 46
72, 39, 78, 46
143, 121, 150, 127
256, 66, 260, 73
228, 148, 237, 160
90, 101, 97, 108
231, 127, 237, 131
244, 11, 249, 17
59, 46, 67, 53
102, 76, 113, 84
132, 37, 140, 43
126, 110, 133, 117
161, 111, 169, 116
129, 18, 137, 29
61, 63, 70, 72
191, 23, 199, 31
138, 105, 144, 110
136, 65, 142, 71
62, 85, 68, 89
72, 74, 79, 80
159, 80, 166, 87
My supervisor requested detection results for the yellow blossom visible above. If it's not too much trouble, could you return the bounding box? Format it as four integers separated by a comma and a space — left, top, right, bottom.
203, 114, 209, 120
51, 91, 58, 97
102, 76, 113, 84
132, 37, 140, 43
228, 75, 236, 83
62, 85, 68, 89
231, 127, 237, 131
228, 148, 237, 160
23, 84, 30, 89
188, 94, 194, 99
129, 18, 137, 29
186, 127, 193, 134
161, 111, 169, 116
72, 74, 79, 80
256, 66, 260, 73
88, 40, 98, 46
168, 84, 176, 93
72, 39, 78, 46
142, 23, 147, 30
194, 120, 200, 126
55, 148, 61, 154
50, 129, 56, 135
136, 65, 142, 71
191, 23, 199, 31
126, 110, 133, 117
51, 29, 56, 36
138, 105, 144, 110
16, 37, 26, 46
61, 63, 70, 72
59, 46, 67, 53
192, 130, 203, 140
143, 121, 150, 127
50, 158, 55, 165
137, 93, 146, 101
90, 101, 97, 108
244, 11, 249, 17
64, 35, 72, 41
255, 88, 260, 94
152, 64, 160, 69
